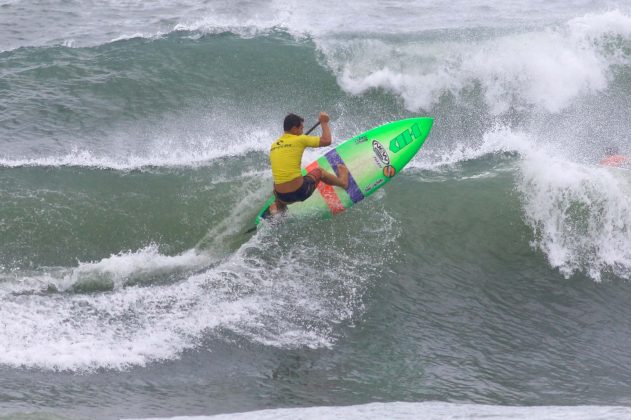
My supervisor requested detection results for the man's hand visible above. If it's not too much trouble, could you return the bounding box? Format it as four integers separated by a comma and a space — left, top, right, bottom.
319, 112, 330, 124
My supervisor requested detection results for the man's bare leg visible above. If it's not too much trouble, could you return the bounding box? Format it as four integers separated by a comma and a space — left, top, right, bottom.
269, 197, 288, 216
270, 165, 348, 216
321, 164, 349, 189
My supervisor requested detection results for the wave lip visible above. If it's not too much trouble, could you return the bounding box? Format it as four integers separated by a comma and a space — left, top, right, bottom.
326, 10, 631, 114
0, 130, 271, 170
518, 155, 631, 281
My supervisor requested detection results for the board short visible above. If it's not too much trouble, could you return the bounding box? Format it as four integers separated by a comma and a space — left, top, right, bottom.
274, 169, 322, 204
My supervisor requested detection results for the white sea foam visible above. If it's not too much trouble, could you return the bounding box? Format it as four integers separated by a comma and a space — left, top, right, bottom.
408, 124, 631, 282
174, 0, 625, 41
0, 0, 618, 50
3, 9, 629, 172
172, 17, 293, 40
0, 249, 283, 370
125, 401, 631, 420
0, 203, 395, 371
0, 245, 212, 295
0, 128, 273, 170
324, 10, 631, 114
517, 151, 631, 281
408, 125, 535, 170
110, 31, 167, 43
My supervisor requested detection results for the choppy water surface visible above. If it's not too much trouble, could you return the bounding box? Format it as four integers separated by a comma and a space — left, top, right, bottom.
1, 1, 631, 419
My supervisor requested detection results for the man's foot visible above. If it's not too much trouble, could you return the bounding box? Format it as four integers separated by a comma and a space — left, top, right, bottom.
269, 200, 287, 216
337, 164, 349, 189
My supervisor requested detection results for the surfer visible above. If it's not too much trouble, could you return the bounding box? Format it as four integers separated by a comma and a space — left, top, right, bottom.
600, 145, 630, 167
269, 112, 349, 215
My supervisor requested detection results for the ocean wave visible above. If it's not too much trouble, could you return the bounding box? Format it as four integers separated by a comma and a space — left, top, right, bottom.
124, 401, 631, 420
0, 206, 395, 371
518, 152, 631, 281
323, 10, 631, 114
0, 245, 212, 295
0, 130, 272, 170
408, 124, 631, 282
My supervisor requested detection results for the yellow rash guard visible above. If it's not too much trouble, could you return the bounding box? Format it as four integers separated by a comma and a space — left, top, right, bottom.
270, 133, 320, 184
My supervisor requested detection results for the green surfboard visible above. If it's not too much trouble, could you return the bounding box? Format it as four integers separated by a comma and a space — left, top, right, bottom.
256, 118, 434, 225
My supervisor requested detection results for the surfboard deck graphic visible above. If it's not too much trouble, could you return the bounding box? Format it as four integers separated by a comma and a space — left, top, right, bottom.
255, 118, 434, 225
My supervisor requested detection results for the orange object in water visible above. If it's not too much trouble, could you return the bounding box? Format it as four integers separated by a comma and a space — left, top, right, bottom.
600, 155, 629, 167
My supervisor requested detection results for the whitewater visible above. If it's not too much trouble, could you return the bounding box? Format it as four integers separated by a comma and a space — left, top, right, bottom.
1, 1, 631, 419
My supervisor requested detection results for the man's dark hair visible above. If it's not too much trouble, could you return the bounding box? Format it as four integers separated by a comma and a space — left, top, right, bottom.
284, 113, 304, 132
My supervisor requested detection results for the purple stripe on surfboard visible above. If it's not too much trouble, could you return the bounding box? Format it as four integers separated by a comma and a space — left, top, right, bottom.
324, 149, 365, 204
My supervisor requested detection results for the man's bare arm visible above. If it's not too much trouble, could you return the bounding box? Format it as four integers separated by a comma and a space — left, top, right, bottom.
318, 112, 331, 146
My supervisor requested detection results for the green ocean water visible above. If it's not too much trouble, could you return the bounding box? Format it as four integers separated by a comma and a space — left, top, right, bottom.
2, 3, 631, 419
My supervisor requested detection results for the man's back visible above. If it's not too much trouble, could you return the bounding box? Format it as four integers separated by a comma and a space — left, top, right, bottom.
270, 133, 320, 184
